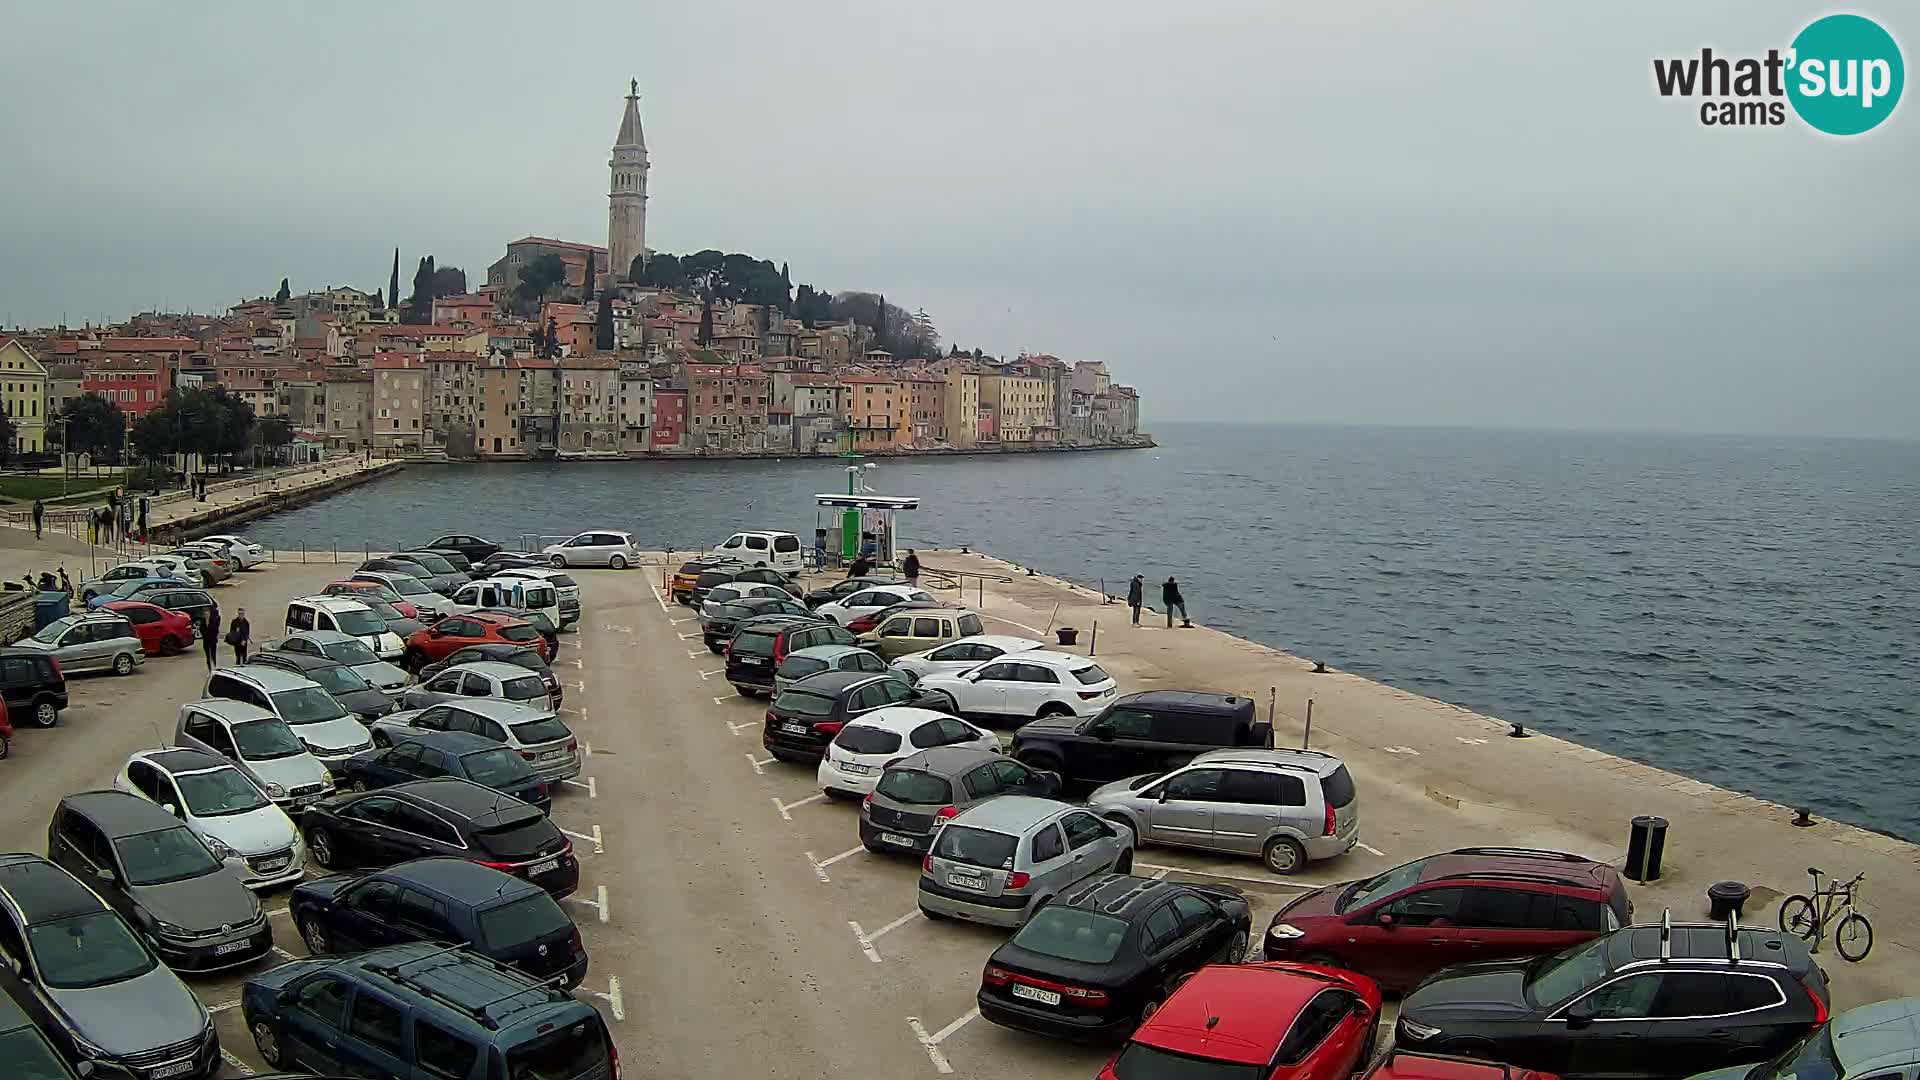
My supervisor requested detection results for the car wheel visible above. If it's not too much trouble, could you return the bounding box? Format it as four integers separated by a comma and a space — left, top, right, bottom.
32, 699, 59, 728
0, 735, 8, 760
1227, 929, 1250, 964
349, 779, 368, 792
549, 554, 567, 568
1036, 702, 1073, 721
112, 653, 134, 676
1298, 950, 1341, 969
306, 827, 336, 869
252, 1021, 284, 1069
372, 731, 391, 748
161, 635, 185, 656
1015, 750, 1063, 773
1140, 991, 1167, 1022
610, 555, 627, 570
297, 916, 330, 955
1263, 836, 1307, 875
403, 648, 426, 672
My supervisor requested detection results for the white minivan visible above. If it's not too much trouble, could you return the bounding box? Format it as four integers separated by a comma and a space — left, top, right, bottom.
451, 577, 562, 631
286, 596, 406, 661
711, 531, 804, 577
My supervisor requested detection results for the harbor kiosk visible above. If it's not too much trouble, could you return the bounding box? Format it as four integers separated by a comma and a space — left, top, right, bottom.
814, 491, 920, 566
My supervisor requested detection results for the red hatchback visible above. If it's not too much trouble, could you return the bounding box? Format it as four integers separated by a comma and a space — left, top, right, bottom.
323, 578, 420, 620
1262, 847, 1631, 992
1365, 1051, 1560, 1080
404, 611, 549, 669
101, 600, 197, 656
1100, 962, 1380, 1080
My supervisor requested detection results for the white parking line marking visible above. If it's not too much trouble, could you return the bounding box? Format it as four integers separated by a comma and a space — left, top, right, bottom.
1151, 868, 1170, 880
569, 884, 611, 924
669, 617, 695, 625
581, 740, 593, 757
209, 999, 243, 1014
772, 793, 826, 821
264, 906, 293, 920
1357, 842, 1387, 857
221, 1049, 256, 1076
272, 946, 298, 961
602, 624, 632, 633
1136, 862, 1316, 889
807, 845, 864, 883
579, 976, 628, 1021
567, 680, 587, 692
868, 909, 918, 941
906, 1008, 979, 1074
805, 851, 832, 882
700, 669, 726, 679
688, 649, 709, 659
849, 921, 883, 963
1455, 736, 1488, 746
1383, 745, 1420, 755
726, 719, 757, 735
713, 695, 742, 705
645, 576, 671, 615
559, 825, 604, 854
746, 753, 773, 775
562, 657, 584, 668
679, 632, 701, 640
563, 777, 597, 798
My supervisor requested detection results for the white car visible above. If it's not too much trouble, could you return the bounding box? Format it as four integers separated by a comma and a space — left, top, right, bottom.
199, 534, 270, 569
114, 747, 307, 890
913, 651, 1119, 722
351, 570, 455, 620
701, 581, 801, 619
542, 530, 639, 569
814, 584, 937, 627
816, 706, 999, 797
143, 553, 207, 587
494, 567, 581, 626
276, 630, 411, 694
890, 634, 1048, 682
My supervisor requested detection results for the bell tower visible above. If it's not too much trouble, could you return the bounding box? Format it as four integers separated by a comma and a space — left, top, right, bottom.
607, 79, 649, 285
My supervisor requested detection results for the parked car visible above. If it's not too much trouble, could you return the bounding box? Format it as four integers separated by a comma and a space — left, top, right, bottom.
817, 706, 999, 797
1090, 747, 1361, 875
1686, 997, 1920, 1080
284, 596, 405, 661
0, 992, 81, 1079
979, 874, 1253, 1040
1097, 961, 1382, 1080
416, 643, 559, 705
0, 647, 67, 728
291, 859, 584, 986
421, 548, 483, 580
251, 651, 399, 723
141, 554, 208, 588
859, 748, 1061, 855
12, 613, 144, 677
241, 942, 613, 1078
370, 698, 581, 784
475, 551, 548, 575
100, 599, 197, 656
335, 730, 550, 814
358, 557, 460, 597
301, 778, 579, 897
1012, 690, 1273, 786
404, 612, 549, 670
350, 569, 453, 619
272, 629, 410, 694
490, 568, 581, 627
159, 547, 232, 585
857, 606, 989, 659
119, 583, 217, 628
322, 578, 420, 621
1369, 1052, 1562, 1080
175, 699, 337, 812
918, 796, 1134, 927
690, 567, 746, 608
815, 584, 939, 627
1263, 847, 1633, 987
776, 643, 889, 695
113, 748, 307, 890
847, 598, 951, 636
401, 660, 557, 712
0, 853, 221, 1080
891, 634, 1046, 681
726, 613, 854, 694
763, 670, 947, 763
466, 606, 560, 658
1395, 920, 1828, 1079
914, 650, 1117, 725
204, 665, 375, 770
803, 575, 906, 609
454, 576, 562, 637
710, 530, 804, 575
703, 599, 809, 654
424, 533, 503, 563
76, 561, 177, 602
198, 533, 269, 569
701, 581, 804, 619
541, 529, 639, 569
0, 699, 10, 760
45, 791, 273, 972
83, 576, 197, 609
672, 556, 736, 604
387, 552, 468, 595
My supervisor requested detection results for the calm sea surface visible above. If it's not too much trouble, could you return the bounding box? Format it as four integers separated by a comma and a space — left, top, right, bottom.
247, 423, 1920, 839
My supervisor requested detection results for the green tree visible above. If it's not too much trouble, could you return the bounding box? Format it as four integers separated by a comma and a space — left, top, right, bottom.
581, 250, 597, 305
274, 278, 290, 303
429, 265, 467, 297
128, 408, 177, 463
388, 248, 401, 310
514, 254, 569, 311
405, 255, 437, 323
257, 417, 294, 464
595, 288, 615, 351
543, 316, 561, 358
54, 393, 127, 462
0, 410, 15, 460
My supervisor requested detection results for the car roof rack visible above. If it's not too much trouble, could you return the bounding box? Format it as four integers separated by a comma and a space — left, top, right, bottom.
1449, 846, 1591, 862
1442, 870, 1593, 888
1660, 909, 1672, 959
363, 946, 553, 1031
1726, 911, 1741, 962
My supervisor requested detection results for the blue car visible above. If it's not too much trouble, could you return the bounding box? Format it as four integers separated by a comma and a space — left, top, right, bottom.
85, 577, 197, 608
332, 729, 551, 813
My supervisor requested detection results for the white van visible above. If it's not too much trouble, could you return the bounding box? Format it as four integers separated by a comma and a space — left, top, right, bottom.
711, 531, 804, 577
451, 577, 562, 630
285, 596, 406, 661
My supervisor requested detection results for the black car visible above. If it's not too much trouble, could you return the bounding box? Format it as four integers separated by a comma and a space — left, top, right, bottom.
425, 533, 503, 563
468, 605, 560, 657
422, 548, 486, 580
251, 651, 396, 723
1396, 920, 1830, 1079
358, 556, 446, 591
978, 874, 1252, 1041
391, 553, 469, 595
0, 992, 80, 1079
763, 669, 944, 763
290, 857, 588, 987
703, 597, 811, 653
475, 551, 546, 575
0, 647, 68, 728
336, 730, 551, 813
690, 567, 759, 608
45, 791, 272, 971
804, 575, 907, 609
136, 585, 218, 629
417, 642, 560, 704
723, 613, 841, 696
301, 778, 578, 898
1011, 691, 1272, 787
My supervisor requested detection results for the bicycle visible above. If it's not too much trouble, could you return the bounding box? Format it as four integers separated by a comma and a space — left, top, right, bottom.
1778, 867, 1872, 962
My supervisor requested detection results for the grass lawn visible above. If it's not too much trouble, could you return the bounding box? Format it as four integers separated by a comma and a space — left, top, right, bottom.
0, 474, 120, 503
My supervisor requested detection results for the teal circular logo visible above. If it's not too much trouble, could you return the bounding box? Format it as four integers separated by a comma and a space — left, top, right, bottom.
1787, 14, 1904, 135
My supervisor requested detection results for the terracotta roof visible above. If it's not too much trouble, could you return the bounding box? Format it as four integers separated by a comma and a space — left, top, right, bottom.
372, 353, 423, 370
101, 336, 197, 351
840, 374, 899, 386
507, 236, 608, 255
559, 354, 618, 370
428, 352, 479, 364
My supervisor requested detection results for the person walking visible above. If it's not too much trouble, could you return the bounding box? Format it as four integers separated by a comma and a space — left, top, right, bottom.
138, 496, 149, 542
846, 553, 874, 578
200, 604, 222, 670
1127, 574, 1144, 625
58, 567, 71, 598
902, 549, 921, 583
226, 608, 251, 665
31, 499, 44, 539
1162, 576, 1191, 628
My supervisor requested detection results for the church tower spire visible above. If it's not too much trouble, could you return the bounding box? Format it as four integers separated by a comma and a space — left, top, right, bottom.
607, 80, 650, 286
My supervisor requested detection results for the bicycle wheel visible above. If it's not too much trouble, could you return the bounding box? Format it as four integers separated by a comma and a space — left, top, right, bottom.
1778, 895, 1820, 941
1835, 912, 1873, 962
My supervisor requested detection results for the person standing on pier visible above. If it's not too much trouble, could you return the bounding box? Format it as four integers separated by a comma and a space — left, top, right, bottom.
1163, 576, 1191, 628
200, 604, 222, 670
31, 499, 44, 539
137, 497, 149, 543
903, 549, 921, 583
227, 608, 251, 665
1127, 574, 1144, 625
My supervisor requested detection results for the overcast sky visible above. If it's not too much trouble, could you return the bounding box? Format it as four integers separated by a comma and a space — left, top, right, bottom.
1, 2, 1913, 436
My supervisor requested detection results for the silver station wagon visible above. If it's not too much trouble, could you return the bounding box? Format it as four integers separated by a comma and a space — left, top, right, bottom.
859, 747, 1061, 856
917, 796, 1135, 927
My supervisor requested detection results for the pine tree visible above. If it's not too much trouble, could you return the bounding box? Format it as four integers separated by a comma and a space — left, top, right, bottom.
582, 250, 597, 305
388, 248, 401, 310
544, 316, 561, 358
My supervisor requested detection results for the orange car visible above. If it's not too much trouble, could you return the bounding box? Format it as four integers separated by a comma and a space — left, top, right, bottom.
404, 611, 549, 670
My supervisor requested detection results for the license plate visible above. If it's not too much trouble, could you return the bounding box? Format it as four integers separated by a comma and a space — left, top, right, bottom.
256, 858, 289, 872
880, 832, 916, 847
528, 858, 560, 875
1010, 983, 1062, 1006
738, 657, 765, 666
781, 722, 810, 735
150, 1062, 195, 1079
840, 762, 873, 775
214, 940, 252, 956
948, 872, 986, 891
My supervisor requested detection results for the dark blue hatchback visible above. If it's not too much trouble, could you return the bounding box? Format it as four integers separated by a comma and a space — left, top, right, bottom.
334, 729, 551, 813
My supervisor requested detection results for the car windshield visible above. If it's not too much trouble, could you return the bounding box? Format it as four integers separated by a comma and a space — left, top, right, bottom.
503, 676, 547, 701
779, 656, 830, 680
773, 688, 836, 717
271, 687, 348, 724
331, 609, 386, 637
931, 825, 1018, 869
876, 768, 952, 804
366, 599, 405, 620
31, 618, 75, 644
505, 1016, 608, 1080
307, 665, 374, 694
1322, 765, 1356, 808
462, 748, 535, 787
176, 768, 270, 816
114, 826, 223, 886
1338, 856, 1432, 912
385, 575, 432, 596
1013, 907, 1131, 964
1753, 1027, 1842, 1080
511, 716, 571, 744
546, 574, 577, 588
0, 1027, 75, 1080
230, 718, 305, 759
1525, 937, 1613, 1006
498, 624, 540, 643
834, 724, 902, 755
322, 639, 381, 665
1109, 1041, 1262, 1080
478, 893, 572, 951
27, 912, 156, 990
407, 554, 458, 574
502, 651, 546, 673
1071, 664, 1111, 685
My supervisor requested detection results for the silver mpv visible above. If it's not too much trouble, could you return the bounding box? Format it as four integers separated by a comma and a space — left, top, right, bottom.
917, 795, 1134, 928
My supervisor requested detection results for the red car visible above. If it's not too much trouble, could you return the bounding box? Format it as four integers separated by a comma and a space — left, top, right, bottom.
0, 697, 12, 759
1261, 846, 1632, 991
1099, 962, 1380, 1080
101, 600, 197, 656
1365, 1051, 1559, 1080
404, 611, 549, 669
323, 578, 420, 620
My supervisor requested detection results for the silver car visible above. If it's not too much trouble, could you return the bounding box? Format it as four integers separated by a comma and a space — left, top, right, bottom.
1086, 748, 1361, 874
542, 529, 639, 569
774, 644, 889, 695
275, 629, 410, 694
162, 546, 233, 584
173, 699, 336, 812
401, 660, 556, 711
917, 796, 1134, 927
859, 747, 1061, 856
370, 698, 581, 783
13, 613, 144, 675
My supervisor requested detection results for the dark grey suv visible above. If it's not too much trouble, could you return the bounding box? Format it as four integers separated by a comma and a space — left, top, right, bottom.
859, 747, 1061, 856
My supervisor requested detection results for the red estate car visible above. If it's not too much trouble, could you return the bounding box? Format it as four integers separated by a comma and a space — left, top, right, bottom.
1262, 847, 1632, 992
404, 611, 549, 669
101, 600, 197, 656
0, 698, 12, 759
1099, 962, 1380, 1080
1365, 1051, 1560, 1080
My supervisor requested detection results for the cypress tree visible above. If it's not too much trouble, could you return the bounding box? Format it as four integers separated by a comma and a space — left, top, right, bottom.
582, 250, 597, 305
274, 278, 290, 303
388, 248, 400, 310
